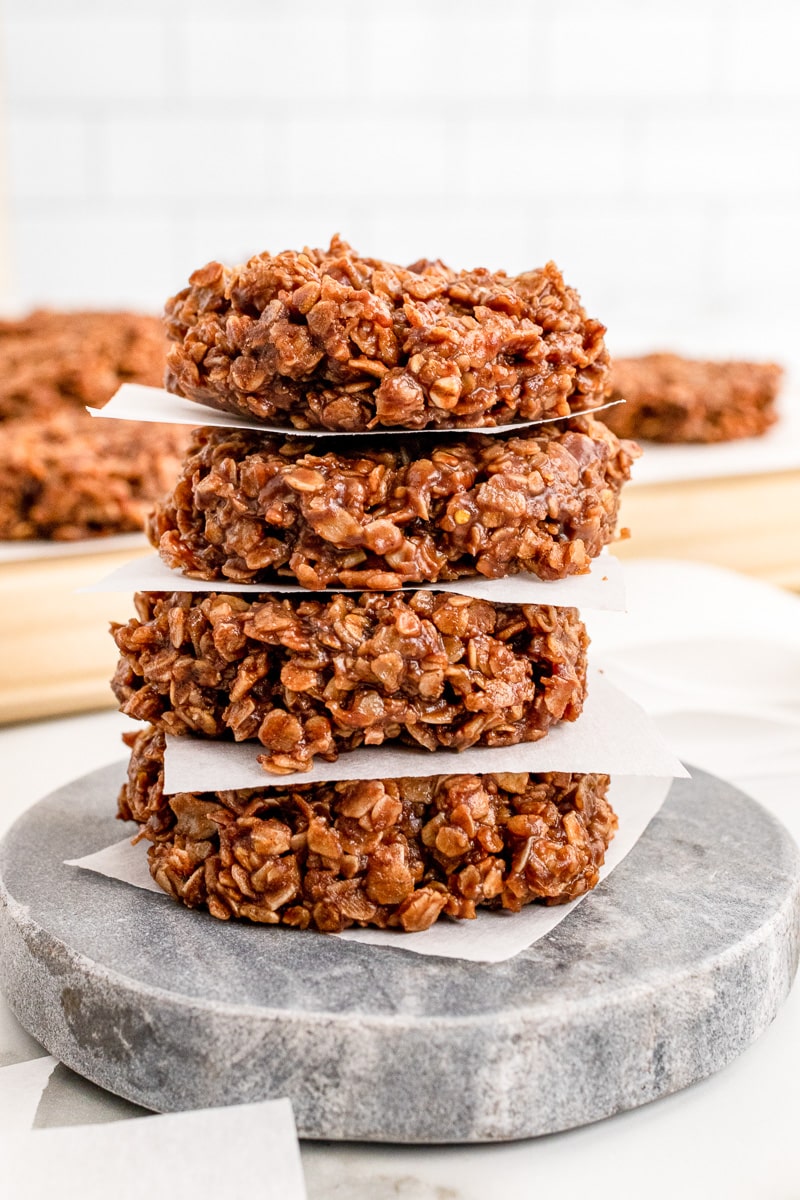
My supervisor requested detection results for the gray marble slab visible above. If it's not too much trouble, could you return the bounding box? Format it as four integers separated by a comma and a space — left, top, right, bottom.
0, 763, 798, 1143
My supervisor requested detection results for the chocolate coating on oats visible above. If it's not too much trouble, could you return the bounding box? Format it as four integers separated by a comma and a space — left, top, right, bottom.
0, 408, 187, 541
603, 353, 783, 443
163, 236, 610, 431
147, 414, 638, 588
112, 591, 588, 773
120, 725, 616, 931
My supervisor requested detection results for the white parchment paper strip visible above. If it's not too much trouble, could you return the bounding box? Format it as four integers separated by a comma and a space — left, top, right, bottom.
65, 837, 157, 893
65, 775, 672, 964
65, 840, 163, 895
0, 1058, 58, 1134
1, 1097, 306, 1200
162, 671, 687, 794
90, 383, 623, 438
82, 549, 626, 610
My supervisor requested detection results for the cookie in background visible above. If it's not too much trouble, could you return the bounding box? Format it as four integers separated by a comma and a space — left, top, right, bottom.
0, 309, 187, 541
600, 352, 783, 444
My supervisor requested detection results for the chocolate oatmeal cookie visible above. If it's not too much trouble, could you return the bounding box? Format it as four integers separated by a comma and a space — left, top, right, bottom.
0, 308, 190, 540
163, 236, 610, 431
602, 353, 783, 443
112, 591, 588, 773
0, 309, 165, 421
0, 408, 187, 541
147, 414, 638, 588
120, 725, 616, 931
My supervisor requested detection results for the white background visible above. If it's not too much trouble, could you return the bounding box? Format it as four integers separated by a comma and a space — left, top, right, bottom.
1, 0, 798, 371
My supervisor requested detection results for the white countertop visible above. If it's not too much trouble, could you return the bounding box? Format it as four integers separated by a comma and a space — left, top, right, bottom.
1, 560, 799, 1199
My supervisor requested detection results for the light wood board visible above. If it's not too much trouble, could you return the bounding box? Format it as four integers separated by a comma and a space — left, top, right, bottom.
0, 546, 149, 724
615, 469, 800, 591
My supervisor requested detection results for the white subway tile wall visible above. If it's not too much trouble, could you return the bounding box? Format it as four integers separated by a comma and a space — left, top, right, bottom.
2, 0, 798, 369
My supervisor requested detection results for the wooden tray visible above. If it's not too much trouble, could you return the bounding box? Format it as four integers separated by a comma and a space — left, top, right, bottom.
615, 468, 800, 591
0, 545, 150, 724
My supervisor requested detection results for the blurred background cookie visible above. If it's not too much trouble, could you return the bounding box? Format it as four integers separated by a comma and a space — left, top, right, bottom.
602, 353, 783, 443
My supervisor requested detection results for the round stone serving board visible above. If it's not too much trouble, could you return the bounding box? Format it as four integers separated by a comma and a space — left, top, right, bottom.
0, 763, 798, 1143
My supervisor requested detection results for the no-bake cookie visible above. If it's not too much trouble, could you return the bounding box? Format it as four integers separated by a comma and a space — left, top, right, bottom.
147, 415, 638, 588
602, 353, 783, 443
0, 309, 165, 421
112, 590, 588, 773
163, 236, 610, 431
119, 725, 616, 931
0, 408, 187, 541
0, 309, 188, 540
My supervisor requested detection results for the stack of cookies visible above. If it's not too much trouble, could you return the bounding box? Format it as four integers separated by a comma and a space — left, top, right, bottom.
109, 237, 640, 934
